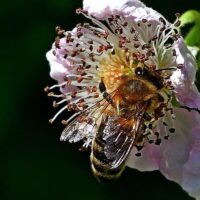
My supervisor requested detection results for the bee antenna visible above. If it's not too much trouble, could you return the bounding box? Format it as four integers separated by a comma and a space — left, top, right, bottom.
156, 67, 177, 71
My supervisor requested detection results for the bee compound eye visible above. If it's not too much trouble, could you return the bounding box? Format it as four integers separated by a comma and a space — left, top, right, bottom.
135, 67, 143, 76
135, 67, 148, 76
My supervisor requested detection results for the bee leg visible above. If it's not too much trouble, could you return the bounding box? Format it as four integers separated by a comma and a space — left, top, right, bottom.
99, 81, 114, 105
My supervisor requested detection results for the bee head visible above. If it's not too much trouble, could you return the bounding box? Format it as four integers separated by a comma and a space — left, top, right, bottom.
134, 66, 164, 90
135, 66, 149, 77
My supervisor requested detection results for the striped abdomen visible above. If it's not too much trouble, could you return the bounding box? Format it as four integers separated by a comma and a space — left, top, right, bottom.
90, 136, 125, 182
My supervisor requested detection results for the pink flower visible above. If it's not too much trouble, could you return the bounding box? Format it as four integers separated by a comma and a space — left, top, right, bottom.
46, 0, 200, 198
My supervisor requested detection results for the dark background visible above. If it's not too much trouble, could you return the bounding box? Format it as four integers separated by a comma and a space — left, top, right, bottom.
1, 0, 200, 200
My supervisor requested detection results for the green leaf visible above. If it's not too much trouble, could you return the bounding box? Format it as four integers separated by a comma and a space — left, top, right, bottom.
180, 10, 200, 47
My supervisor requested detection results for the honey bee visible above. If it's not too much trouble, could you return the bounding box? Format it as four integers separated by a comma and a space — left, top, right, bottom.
61, 65, 165, 182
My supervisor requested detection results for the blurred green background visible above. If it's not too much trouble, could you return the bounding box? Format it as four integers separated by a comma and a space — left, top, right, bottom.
1, 0, 200, 200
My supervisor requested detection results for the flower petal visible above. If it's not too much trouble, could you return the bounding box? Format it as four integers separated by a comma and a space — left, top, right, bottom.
171, 38, 200, 108
127, 108, 200, 199
126, 143, 160, 171
46, 49, 76, 94
83, 0, 164, 22
182, 126, 200, 199
83, 0, 144, 19
46, 49, 69, 82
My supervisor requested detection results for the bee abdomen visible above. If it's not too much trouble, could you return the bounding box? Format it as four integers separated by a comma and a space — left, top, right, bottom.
90, 137, 125, 183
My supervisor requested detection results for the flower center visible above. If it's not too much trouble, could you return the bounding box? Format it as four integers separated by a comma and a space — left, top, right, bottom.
45, 9, 183, 147
98, 49, 142, 92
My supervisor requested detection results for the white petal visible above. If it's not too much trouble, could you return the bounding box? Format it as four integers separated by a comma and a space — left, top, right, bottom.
157, 109, 197, 183
83, 0, 164, 22
171, 39, 200, 108
127, 108, 200, 199
126, 143, 160, 171
46, 50, 68, 82
182, 126, 200, 199
83, 0, 144, 19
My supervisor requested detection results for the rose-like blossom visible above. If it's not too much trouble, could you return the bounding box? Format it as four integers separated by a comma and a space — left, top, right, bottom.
46, 0, 200, 199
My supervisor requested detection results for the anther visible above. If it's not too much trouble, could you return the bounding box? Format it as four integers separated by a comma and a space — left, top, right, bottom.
134, 42, 140, 48
148, 139, 154, 144
130, 27, 135, 33
142, 19, 148, 23
155, 132, 159, 137
76, 8, 82, 14
53, 101, 58, 108
48, 92, 54, 97
148, 124, 153, 129
44, 86, 50, 93
155, 138, 162, 145
177, 64, 183, 69
159, 17, 166, 25
142, 44, 151, 49
122, 22, 128, 27
49, 119, 53, 124
55, 26, 61, 32
55, 36, 60, 49
175, 13, 181, 18
169, 128, 175, 133
173, 49, 177, 56
151, 35, 158, 41
163, 122, 167, 126
77, 32, 83, 38
61, 120, 68, 125
174, 20, 181, 27
71, 91, 77, 98
135, 152, 141, 157
164, 135, 170, 140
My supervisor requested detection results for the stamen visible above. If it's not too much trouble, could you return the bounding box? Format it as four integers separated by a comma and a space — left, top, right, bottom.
50, 105, 68, 123
49, 82, 67, 90
47, 9, 186, 150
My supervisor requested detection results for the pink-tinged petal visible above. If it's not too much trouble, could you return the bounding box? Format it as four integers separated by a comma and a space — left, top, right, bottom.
46, 49, 69, 82
157, 108, 197, 183
46, 49, 76, 94
171, 38, 200, 108
83, 0, 164, 22
182, 126, 200, 199
83, 0, 145, 19
126, 143, 160, 171
127, 108, 200, 199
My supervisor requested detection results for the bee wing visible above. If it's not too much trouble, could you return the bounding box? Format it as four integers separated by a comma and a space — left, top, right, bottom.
60, 118, 93, 143
60, 99, 111, 146
60, 111, 98, 146
97, 103, 148, 169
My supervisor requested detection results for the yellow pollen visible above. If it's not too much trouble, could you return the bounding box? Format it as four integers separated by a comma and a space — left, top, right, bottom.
98, 49, 141, 92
